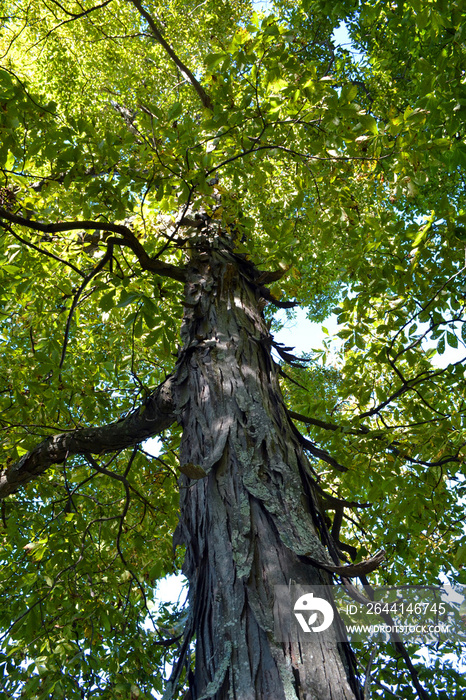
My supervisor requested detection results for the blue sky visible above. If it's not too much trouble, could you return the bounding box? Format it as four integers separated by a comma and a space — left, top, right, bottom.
273, 307, 465, 369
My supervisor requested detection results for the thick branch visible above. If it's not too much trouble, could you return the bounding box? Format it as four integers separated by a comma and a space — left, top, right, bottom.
128, 0, 213, 110
0, 377, 175, 500
0, 208, 187, 282
289, 409, 461, 469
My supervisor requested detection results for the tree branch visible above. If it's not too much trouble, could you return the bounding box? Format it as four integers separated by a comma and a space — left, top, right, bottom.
0, 208, 187, 282
0, 221, 85, 277
59, 241, 115, 369
128, 0, 213, 111
288, 409, 371, 435
47, 0, 112, 20
292, 424, 348, 472
0, 377, 175, 499
357, 576, 432, 700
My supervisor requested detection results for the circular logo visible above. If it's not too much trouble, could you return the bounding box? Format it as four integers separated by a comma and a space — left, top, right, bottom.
293, 592, 334, 633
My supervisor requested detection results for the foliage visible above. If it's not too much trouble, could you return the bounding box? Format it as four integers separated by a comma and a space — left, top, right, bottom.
0, 0, 465, 697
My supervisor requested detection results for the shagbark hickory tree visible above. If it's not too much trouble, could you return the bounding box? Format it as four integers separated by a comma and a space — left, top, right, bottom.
1, 0, 466, 698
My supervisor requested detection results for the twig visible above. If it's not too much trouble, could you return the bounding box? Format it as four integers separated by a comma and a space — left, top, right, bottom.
59, 243, 114, 369
128, 0, 213, 110
0, 220, 84, 277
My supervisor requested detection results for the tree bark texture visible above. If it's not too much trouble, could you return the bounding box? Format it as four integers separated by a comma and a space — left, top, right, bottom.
172, 233, 361, 700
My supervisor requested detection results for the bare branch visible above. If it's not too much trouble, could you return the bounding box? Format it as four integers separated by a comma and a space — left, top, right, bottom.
0, 377, 175, 499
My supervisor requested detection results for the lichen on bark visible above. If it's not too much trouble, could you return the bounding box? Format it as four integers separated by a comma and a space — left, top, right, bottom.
172, 230, 361, 700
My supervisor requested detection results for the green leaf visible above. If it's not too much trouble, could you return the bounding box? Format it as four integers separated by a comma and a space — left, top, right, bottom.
23, 539, 48, 562
116, 291, 140, 308
99, 290, 116, 311
1, 1, 466, 696
358, 113, 378, 135
447, 331, 458, 348
168, 101, 183, 120
437, 335, 445, 355
455, 544, 466, 568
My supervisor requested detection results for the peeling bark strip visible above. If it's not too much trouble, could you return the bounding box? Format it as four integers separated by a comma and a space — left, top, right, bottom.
173, 236, 363, 700
0, 378, 175, 499
303, 549, 386, 577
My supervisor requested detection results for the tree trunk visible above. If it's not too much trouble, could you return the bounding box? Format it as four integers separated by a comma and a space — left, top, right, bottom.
172, 233, 361, 700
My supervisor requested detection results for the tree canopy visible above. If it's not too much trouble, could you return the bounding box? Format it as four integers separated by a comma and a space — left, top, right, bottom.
0, 0, 466, 698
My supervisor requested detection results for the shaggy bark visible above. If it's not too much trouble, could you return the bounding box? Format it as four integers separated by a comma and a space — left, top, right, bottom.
172, 233, 362, 700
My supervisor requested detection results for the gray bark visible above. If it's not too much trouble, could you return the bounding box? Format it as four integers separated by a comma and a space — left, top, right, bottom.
172, 234, 362, 700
